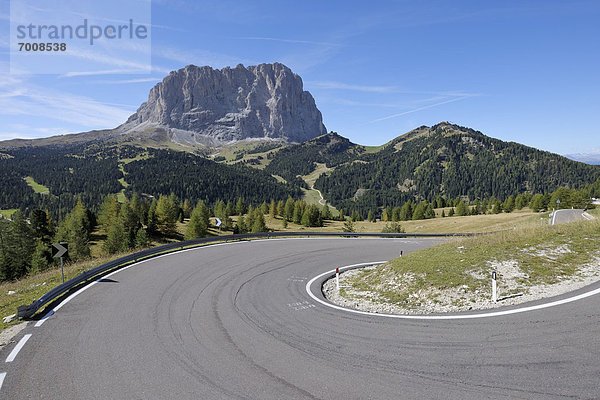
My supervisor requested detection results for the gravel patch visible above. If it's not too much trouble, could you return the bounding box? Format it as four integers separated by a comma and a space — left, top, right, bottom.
323, 253, 600, 315
0, 321, 28, 349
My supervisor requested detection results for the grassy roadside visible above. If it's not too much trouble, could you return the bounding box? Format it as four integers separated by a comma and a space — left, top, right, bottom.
345, 218, 600, 310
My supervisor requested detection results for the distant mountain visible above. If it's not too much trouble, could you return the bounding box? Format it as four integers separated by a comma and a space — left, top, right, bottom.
264, 132, 365, 187
564, 153, 600, 165
310, 123, 600, 214
0, 63, 327, 149
118, 63, 327, 146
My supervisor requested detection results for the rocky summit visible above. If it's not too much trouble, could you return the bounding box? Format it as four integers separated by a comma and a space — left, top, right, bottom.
118, 63, 327, 146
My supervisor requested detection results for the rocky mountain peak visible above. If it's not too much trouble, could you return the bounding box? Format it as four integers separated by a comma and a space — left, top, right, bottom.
118, 62, 327, 146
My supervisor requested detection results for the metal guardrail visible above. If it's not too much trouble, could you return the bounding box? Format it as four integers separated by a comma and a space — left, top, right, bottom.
17, 231, 473, 319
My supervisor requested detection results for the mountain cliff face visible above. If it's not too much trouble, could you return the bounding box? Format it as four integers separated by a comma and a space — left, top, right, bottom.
118, 63, 327, 145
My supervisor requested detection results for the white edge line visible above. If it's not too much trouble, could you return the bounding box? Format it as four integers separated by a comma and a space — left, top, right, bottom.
5, 334, 32, 363
306, 262, 600, 320
0, 372, 6, 390
34, 237, 439, 326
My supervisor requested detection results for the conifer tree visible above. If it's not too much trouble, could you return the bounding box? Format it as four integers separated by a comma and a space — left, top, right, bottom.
293, 201, 303, 224
182, 199, 193, 219
284, 197, 295, 221
251, 209, 267, 233
456, 201, 469, 216
31, 238, 51, 272
236, 198, 246, 216
135, 228, 150, 248
503, 195, 515, 213
277, 200, 285, 217
185, 200, 210, 240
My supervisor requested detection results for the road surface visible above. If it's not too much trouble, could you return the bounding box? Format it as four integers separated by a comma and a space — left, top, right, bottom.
1, 238, 599, 399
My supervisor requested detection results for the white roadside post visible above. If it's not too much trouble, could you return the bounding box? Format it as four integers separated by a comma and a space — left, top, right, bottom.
336, 268, 340, 290
492, 271, 497, 303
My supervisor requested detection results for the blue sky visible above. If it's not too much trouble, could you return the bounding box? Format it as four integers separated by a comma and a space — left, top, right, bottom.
1, 0, 599, 155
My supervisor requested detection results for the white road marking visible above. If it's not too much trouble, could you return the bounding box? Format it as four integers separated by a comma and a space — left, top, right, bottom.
287, 301, 316, 311
0, 372, 6, 389
34, 310, 54, 327
306, 262, 600, 320
6, 334, 32, 363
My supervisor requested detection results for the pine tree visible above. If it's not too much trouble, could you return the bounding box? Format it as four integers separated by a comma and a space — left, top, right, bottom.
103, 215, 127, 254
236, 215, 248, 234
424, 203, 436, 219
31, 238, 51, 272
9, 211, 35, 278
514, 194, 527, 210
69, 199, 91, 259
412, 202, 426, 220
529, 193, 546, 212
30, 209, 53, 242
399, 202, 413, 221
367, 210, 374, 222
269, 200, 277, 218
135, 228, 150, 248
448, 207, 455, 217
382, 209, 389, 222
260, 201, 269, 215
98, 195, 121, 232
185, 200, 210, 240
456, 201, 469, 216
342, 219, 355, 232
503, 195, 515, 213
182, 199, 193, 219
284, 197, 295, 221
492, 200, 502, 214
155, 194, 178, 235
293, 202, 303, 224
277, 200, 285, 217
236, 197, 246, 216
147, 198, 158, 233
251, 209, 267, 233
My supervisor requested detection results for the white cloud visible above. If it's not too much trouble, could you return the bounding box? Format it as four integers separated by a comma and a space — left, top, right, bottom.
0, 78, 134, 130
371, 95, 478, 123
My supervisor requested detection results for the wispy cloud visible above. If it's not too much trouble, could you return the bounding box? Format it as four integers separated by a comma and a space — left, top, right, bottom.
94, 77, 162, 84
238, 36, 341, 47
371, 95, 478, 123
0, 78, 134, 130
308, 81, 397, 93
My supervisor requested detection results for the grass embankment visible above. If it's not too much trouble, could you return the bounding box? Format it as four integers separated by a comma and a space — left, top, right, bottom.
345, 218, 600, 309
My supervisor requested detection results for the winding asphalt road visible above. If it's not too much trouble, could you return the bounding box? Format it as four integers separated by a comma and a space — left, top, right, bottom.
1, 238, 600, 399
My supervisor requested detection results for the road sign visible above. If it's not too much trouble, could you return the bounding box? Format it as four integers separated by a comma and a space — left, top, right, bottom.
52, 242, 68, 259
215, 218, 222, 227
